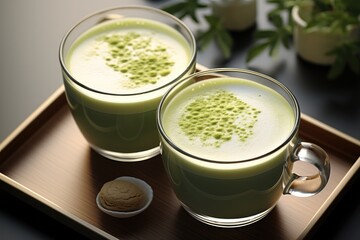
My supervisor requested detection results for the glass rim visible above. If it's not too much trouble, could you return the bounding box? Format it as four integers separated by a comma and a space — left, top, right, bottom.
58, 5, 197, 96
156, 68, 301, 164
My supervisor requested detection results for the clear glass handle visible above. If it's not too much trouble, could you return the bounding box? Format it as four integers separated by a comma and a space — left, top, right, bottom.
283, 142, 330, 197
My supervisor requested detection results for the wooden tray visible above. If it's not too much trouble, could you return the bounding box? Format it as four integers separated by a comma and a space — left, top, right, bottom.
1, 64, 360, 239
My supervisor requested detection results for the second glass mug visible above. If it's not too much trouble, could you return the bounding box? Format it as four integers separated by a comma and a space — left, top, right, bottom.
157, 68, 330, 228
59, 6, 196, 161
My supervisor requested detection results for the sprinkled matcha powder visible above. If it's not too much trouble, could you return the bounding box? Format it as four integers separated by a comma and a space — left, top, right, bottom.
97, 32, 174, 87
179, 90, 261, 147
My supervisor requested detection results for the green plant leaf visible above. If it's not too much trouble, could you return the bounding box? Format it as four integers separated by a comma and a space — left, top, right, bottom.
197, 15, 233, 59
328, 56, 346, 79
327, 40, 360, 78
216, 30, 233, 59
269, 12, 284, 28
162, 2, 188, 19
161, 2, 186, 14
246, 41, 271, 63
161, 0, 207, 23
196, 29, 214, 50
279, 26, 292, 49
268, 38, 280, 56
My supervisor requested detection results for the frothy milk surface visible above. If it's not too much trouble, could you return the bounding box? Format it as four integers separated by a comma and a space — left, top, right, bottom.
66, 18, 191, 95
162, 77, 295, 161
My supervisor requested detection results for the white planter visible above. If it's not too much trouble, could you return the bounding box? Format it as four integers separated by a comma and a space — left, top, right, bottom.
292, 6, 339, 65
211, 0, 257, 31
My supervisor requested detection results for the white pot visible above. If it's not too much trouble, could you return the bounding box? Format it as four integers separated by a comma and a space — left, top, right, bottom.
211, 0, 257, 31
292, 5, 339, 65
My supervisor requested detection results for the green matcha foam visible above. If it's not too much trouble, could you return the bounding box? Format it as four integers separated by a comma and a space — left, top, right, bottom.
179, 90, 261, 147
162, 77, 295, 161
65, 18, 192, 113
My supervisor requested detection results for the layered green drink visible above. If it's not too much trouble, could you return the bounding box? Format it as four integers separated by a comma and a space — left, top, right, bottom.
60, 7, 196, 161
157, 69, 301, 227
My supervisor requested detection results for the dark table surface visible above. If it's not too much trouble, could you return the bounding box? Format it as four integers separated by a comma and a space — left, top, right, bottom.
1, 0, 359, 239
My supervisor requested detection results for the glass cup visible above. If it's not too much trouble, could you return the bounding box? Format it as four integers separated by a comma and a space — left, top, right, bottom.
59, 6, 196, 161
156, 68, 330, 227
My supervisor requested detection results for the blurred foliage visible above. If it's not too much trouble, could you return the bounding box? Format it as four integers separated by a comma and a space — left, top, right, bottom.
247, 0, 360, 79
162, 0, 233, 59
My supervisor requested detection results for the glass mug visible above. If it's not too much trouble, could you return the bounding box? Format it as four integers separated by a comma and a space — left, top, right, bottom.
156, 68, 330, 227
59, 6, 196, 161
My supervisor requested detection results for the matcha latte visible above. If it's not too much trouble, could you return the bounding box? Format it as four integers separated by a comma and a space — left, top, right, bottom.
159, 76, 296, 222
158, 69, 330, 228
68, 18, 191, 94
162, 77, 295, 161
60, 7, 196, 161
157, 69, 304, 227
